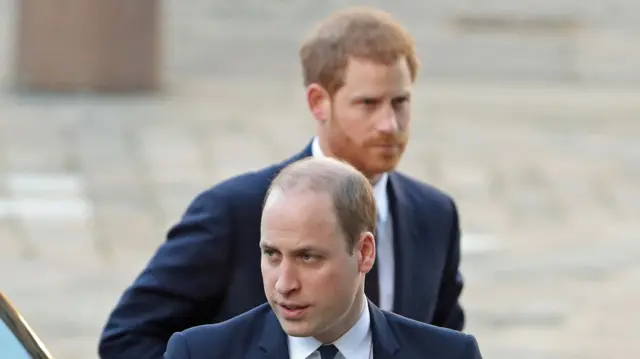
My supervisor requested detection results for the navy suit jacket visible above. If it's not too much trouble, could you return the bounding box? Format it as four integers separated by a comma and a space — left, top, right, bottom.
99, 142, 465, 359
164, 302, 481, 359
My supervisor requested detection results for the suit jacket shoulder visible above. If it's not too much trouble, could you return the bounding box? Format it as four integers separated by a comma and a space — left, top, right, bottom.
392, 171, 457, 213
164, 304, 273, 359
382, 310, 480, 358
186, 150, 307, 215
194, 161, 286, 205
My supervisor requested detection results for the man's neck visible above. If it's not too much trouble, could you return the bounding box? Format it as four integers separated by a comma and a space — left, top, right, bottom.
315, 292, 367, 344
287, 295, 371, 359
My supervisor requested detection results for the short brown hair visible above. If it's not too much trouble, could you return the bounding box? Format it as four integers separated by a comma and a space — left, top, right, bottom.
264, 157, 377, 253
299, 7, 420, 95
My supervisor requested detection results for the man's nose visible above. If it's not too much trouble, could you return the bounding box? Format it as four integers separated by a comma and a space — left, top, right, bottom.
274, 262, 300, 294
376, 106, 399, 133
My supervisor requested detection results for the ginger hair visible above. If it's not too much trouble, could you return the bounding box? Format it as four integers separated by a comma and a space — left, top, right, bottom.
299, 7, 420, 95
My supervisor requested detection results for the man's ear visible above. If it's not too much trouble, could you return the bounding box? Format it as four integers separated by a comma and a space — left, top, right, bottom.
357, 231, 376, 274
306, 84, 330, 123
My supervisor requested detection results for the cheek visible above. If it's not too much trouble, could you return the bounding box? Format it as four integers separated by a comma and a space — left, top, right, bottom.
331, 110, 370, 144
316, 262, 358, 290
305, 266, 343, 292
261, 264, 276, 288
397, 112, 411, 132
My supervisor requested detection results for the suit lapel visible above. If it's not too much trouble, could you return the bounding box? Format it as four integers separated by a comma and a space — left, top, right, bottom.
387, 173, 418, 316
369, 301, 400, 359
246, 309, 290, 359
387, 173, 436, 319
249, 303, 399, 359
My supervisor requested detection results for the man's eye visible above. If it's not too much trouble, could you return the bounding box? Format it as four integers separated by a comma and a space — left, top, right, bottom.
263, 249, 275, 256
392, 97, 409, 107
301, 254, 316, 261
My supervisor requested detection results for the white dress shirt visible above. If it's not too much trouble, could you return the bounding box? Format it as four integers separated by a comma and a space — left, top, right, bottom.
288, 300, 373, 359
311, 137, 395, 311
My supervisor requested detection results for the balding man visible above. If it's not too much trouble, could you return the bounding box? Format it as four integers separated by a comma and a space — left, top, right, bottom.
100, 7, 466, 359
164, 157, 482, 359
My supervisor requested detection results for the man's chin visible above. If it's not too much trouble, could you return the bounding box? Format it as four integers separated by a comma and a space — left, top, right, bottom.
367, 159, 401, 175
279, 321, 314, 337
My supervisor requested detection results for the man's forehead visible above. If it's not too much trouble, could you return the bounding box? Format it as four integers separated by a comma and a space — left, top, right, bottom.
263, 187, 285, 211
341, 77, 412, 100
341, 58, 411, 85
263, 190, 332, 227
261, 189, 340, 236
260, 224, 347, 254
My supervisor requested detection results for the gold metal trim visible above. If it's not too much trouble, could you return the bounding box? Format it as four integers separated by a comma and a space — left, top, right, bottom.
0, 292, 54, 359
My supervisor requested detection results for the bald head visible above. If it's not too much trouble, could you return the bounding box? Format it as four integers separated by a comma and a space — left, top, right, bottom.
263, 157, 377, 252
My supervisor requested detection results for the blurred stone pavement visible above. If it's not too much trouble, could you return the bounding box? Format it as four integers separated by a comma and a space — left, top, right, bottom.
0, 1, 639, 358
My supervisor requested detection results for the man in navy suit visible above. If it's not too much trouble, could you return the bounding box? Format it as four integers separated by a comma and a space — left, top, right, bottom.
100, 7, 467, 359
164, 157, 481, 359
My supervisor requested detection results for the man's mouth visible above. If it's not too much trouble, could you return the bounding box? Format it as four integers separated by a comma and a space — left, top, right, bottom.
279, 303, 310, 319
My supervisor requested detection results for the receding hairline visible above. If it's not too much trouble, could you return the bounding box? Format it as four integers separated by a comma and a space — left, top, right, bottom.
273, 157, 363, 184
262, 184, 334, 214
263, 157, 366, 206
262, 157, 377, 252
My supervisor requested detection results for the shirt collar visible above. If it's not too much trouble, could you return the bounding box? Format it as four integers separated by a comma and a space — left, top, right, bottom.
310, 137, 390, 222
288, 300, 371, 359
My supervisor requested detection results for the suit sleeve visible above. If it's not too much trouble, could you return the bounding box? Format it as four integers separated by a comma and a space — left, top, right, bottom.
99, 189, 233, 359
461, 334, 482, 359
164, 332, 191, 359
431, 198, 465, 331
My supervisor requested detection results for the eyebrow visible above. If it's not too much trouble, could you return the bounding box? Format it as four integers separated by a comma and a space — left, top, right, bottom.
259, 241, 275, 251
259, 242, 323, 255
351, 92, 411, 101
290, 246, 322, 256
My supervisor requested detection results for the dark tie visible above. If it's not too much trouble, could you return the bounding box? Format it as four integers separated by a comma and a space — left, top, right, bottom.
364, 228, 380, 306
317, 344, 339, 359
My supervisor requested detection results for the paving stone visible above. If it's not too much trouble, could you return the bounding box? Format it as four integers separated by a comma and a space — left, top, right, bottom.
0, 222, 29, 259
89, 203, 164, 256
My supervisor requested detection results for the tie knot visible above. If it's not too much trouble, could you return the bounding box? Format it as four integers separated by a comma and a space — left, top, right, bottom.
317, 344, 339, 359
